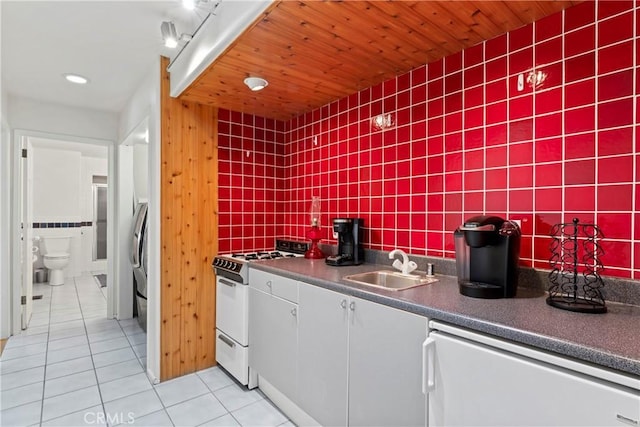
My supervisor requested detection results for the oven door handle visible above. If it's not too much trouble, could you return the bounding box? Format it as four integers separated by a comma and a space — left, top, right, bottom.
218, 334, 236, 348
218, 278, 237, 288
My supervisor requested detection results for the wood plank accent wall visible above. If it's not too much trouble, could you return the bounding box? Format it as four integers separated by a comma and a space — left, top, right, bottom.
160, 56, 218, 380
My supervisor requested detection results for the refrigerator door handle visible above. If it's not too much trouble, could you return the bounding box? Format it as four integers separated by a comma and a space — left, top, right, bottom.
422, 336, 436, 394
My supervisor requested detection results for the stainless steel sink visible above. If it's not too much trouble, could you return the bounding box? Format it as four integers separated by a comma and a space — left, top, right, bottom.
343, 270, 438, 291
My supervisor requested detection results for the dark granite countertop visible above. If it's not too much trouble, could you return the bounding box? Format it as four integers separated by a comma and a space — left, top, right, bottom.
250, 258, 640, 380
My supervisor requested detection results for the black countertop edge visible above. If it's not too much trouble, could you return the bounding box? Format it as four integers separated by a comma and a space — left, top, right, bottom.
249, 260, 640, 379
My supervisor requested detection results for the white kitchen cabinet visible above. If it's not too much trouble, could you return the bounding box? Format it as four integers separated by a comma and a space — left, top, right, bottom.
298, 284, 349, 426
426, 321, 640, 427
348, 297, 427, 427
297, 284, 427, 427
248, 270, 298, 399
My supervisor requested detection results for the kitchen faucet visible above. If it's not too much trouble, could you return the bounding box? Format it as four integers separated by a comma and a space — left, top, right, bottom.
389, 249, 417, 275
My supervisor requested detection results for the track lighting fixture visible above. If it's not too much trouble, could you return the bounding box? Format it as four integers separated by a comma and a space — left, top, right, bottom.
161, 21, 193, 49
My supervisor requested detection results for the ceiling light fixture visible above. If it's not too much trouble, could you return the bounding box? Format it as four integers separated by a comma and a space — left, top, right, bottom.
161, 21, 179, 48
63, 73, 89, 84
182, 0, 196, 10
244, 77, 268, 91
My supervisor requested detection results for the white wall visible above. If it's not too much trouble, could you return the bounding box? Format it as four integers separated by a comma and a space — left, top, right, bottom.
10, 96, 118, 142
133, 144, 148, 202
118, 58, 161, 383
32, 148, 82, 222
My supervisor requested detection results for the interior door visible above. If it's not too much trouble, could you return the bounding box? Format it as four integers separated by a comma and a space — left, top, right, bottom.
21, 138, 33, 329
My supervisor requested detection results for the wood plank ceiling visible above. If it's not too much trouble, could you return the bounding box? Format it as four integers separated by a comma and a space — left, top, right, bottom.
179, 0, 579, 121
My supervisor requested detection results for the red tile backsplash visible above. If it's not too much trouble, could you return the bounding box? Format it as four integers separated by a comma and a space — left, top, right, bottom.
218, 1, 640, 279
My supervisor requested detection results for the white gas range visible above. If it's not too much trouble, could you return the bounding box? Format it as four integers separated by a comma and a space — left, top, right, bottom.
212, 240, 308, 386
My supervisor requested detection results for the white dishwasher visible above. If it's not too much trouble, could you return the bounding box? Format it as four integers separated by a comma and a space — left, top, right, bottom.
424, 321, 640, 426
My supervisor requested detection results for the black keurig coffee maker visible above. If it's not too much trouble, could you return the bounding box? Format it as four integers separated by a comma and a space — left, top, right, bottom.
454, 215, 521, 298
326, 218, 364, 266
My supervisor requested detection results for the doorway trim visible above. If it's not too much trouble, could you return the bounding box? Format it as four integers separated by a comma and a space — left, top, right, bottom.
11, 129, 116, 335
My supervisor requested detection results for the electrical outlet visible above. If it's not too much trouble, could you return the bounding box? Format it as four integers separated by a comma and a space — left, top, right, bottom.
511, 219, 522, 228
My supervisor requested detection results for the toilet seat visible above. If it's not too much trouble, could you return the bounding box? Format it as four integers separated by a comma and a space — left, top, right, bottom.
44, 252, 69, 259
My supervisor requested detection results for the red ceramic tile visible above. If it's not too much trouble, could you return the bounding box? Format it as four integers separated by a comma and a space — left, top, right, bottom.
565, 79, 595, 109
598, 98, 633, 129
597, 213, 632, 240
427, 155, 444, 174
486, 168, 507, 189
464, 148, 484, 170
464, 43, 484, 67
535, 212, 563, 236
510, 165, 533, 188
509, 189, 533, 211
535, 188, 562, 211
445, 153, 463, 173
486, 124, 507, 146
485, 190, 507, 211
538, 61, 563, 90
445, 192, 463, 211
428, 99, 443, 119
445, 132, 463, 152
598, 12, 633, 47
601, 241, 631, 269
486, 101, 506, 125
598, 1, 633, 19
598, 156, 633, 184
565, 133, 595, 160
598, 41, 633, 74
535, 37, 562, 65
464, 85, 484, 109
565, 1, 595, 32
486, 146, 507, 168
600, 70, 634, 104
509, 47, 533, 75
564, 186, 595, 212
465, 107, 484, 129
444, 93, 462, 114
427, 136, 444, 155
485, 33, 507, 60
509, 120, 533, 143
509, 95, 533, 120
445, 52, 463, 74
464, 171, 484, 191
533, 236, 553, 263
564, 106, 595, 135
565, 52, 595, 84
445, 72, 462, 93
464, 65, 484, 88
486, 79, 507, 103
486, 57, 507, 82
535, 113, 562, 139
535, 11, 562, 42
464, 128, 484, 151
535, 162, 562, 187
428, 117, 444, 135
598, 128, 633, 156
509, 23, 533, 51
598, 184, 633, 211
565, 25, 595, 58
534, 138, 562, 163
564, 159, 595, 185
465, 192, 484, 211
428, 59, 444, 80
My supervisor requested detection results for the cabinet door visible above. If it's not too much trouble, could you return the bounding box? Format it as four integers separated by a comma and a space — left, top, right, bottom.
298, 284, 349, 426
248, 287, 298, 399
348, 297, 428, 427
429, 331, 640, 426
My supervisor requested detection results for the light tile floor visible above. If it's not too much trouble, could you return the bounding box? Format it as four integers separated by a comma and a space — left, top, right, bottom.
0, 274, 292, 427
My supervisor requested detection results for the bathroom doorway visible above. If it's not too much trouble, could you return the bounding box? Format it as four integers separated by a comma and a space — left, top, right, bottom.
11, 131, 116, 335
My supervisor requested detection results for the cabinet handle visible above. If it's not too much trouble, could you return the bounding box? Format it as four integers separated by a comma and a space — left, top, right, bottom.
218, 278, 237, 288
291, 308, 297, 317
617, 414, 639, 425
422, 336, 436, 394
266, 280, 272, 288
218, 334, 236, 348
340, 299, 347, 309
349, 301, 355, 311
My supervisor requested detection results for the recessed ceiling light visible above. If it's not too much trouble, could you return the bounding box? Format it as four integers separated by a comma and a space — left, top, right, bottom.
63, 73, 89, 84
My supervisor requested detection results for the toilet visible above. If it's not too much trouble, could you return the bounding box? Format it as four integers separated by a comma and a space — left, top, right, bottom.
41, 236, 71, 286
